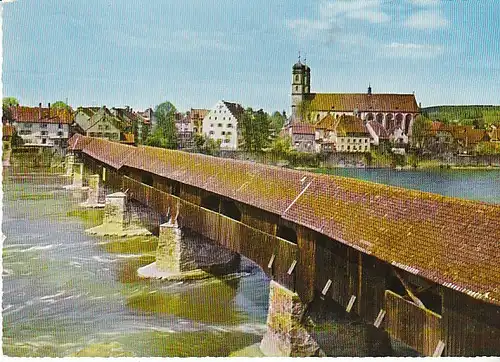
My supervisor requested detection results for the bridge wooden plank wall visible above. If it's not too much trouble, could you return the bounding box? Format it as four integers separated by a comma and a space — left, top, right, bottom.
74, 146, 500, 357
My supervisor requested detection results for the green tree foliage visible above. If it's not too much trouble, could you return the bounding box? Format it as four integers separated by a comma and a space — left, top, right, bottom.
269, 111, 286, 133
193, 133, 221, 156
412, 115, 433, 149
145, 101, 178, 149
475, 141, 500, 155
270, 135, 293, 158
2, 97, 19, 122
240, 108, 271, 151
52, 101, 72, 112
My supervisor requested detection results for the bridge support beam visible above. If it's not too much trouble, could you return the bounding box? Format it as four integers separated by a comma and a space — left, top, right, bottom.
86, 191, 151, 236
260, 281, 325, 357
80, 174, 105, 208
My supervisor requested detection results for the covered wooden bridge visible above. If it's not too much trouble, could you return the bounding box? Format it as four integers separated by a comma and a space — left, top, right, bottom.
68, 134, 499, 356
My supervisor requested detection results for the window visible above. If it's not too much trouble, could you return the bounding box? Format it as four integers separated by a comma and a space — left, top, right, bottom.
221, 131, 225, 135
215, 117, 217, 120
223, 139, 230, 143
57, 131, 63, 136
209, 131, 214, 135
58, 123, 63, 129
217, 123, 222, 127
227, 131, 232, 136
227, 123, 233, 128
41, 131, 48, 136
19, 130, 31, 135
41, 138, 47, 144
24, 123, 32, 128
210, 124, 214, 127
40, 123, 48, 128
104, 132, 111, 138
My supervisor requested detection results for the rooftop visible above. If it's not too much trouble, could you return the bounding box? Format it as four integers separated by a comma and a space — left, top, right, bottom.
70, 135, 500, 306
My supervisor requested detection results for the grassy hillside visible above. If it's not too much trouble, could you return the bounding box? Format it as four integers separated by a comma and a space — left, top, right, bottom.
421, 105, 500, 128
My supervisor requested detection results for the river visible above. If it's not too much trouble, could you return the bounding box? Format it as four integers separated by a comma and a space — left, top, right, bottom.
2, 168, 499, 357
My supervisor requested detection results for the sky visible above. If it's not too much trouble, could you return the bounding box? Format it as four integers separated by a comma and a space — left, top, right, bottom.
2, 0, 500, 113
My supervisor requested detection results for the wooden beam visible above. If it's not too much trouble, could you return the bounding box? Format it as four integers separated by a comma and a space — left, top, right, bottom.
393, 269, 426, 308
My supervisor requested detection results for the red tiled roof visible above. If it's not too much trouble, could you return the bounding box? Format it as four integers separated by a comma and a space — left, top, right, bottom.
307, 93, 419, 113
80, 136, 136, 169
366, 121, 390, 139
12, 106, 73, 124
443, 125, 490, 145
76, 137, 500, 306
337, 115, 368, 135
315, 114, 336, 131
67, 134, 93, 151
291, 123, 315, 135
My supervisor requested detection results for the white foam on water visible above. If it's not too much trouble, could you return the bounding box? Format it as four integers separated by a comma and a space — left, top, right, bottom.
3, 268, 14, 277
92, 255, 117, 263
39, 291, 65, 300
3, 243, 34, 249
3, 304, 13, 311
9, 244, 57, 253
114, 253, 143, 259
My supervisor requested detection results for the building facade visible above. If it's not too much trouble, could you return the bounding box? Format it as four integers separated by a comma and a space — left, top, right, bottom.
291, 60, 419, 143
12, 104, 72, 148
202, 100, 244, 150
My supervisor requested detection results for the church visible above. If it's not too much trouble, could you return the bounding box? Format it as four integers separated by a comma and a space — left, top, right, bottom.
290, 59, 420, 143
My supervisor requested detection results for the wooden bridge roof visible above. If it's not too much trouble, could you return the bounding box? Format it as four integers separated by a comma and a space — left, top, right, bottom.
71, 135, 500, 306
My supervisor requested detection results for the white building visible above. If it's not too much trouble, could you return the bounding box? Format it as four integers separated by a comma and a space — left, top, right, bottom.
202, 100, 244, 150
12, 104, 72, 148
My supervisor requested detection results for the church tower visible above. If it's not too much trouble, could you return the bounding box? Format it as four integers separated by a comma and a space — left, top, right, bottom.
291, 56, 309, 119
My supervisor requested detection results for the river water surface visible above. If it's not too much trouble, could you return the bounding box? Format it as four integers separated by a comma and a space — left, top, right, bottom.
2, 168, 499, 356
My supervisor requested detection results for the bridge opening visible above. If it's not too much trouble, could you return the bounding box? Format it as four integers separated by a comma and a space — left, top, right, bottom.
141, 173, 154, 187
201, 194, 220, 212
386, 274, 442, 315
220, 199, 241, 221
277, 224, 297, 244
164, 179, 180, 196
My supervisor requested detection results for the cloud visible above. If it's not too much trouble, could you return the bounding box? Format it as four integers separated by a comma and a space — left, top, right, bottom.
408, 0, 440, 7
320, 0, 390, 24
286, 0, 390, 41
405, 9, 449, 29
384, 42, 444, 58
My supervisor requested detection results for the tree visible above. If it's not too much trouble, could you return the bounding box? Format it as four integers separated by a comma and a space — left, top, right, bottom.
3, 97, 19, 123
269, 111, 286, 133
52, 101, 72, 112
239, 108, 271, 152
270, 135, 293, 158
193, 133, 220, 156
145, 101, 178, 149
475, 141, 500, 155
412, 115, 433, 149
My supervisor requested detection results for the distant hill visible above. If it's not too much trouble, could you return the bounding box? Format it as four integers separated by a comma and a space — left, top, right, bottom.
421, 105, 500, 127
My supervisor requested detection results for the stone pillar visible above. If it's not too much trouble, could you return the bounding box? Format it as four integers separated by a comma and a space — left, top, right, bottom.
73, 163, 83, 188
103, 192, 130, 229
155, 221, 196, 274
260, 281, 325, 357
80, 174, 105, 207
65, 153, 75, 176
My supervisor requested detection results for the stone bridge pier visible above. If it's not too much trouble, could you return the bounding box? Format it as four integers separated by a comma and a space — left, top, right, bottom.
138, 217, 240, 281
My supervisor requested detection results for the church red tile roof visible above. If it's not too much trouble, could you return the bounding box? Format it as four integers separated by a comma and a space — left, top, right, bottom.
306, 93, 419, 113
